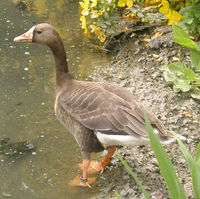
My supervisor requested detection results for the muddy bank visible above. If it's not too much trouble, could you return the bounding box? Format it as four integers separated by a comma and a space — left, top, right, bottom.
91, 25, 200, 199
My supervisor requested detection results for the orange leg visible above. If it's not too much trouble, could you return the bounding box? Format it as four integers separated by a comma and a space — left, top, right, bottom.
80, 159, 92, 187
73, 146, 116, 187
90, 146, 116, 173
69, 159, 96, 188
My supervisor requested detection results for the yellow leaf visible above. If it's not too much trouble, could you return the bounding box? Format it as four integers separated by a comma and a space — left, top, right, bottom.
126, 0, 133, 7
90, 25, 106, 42
80, 16, 88, 33
79, 2, 85, 8
142, 0, 161, 6
81, 9, 89, 16
168, 10, 182, 25
118, 0, 126, 7
91, 0, 97, 7
159, 0, 170, 16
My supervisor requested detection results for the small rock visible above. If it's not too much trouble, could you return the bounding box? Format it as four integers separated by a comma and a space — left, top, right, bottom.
120, 189, 129, 197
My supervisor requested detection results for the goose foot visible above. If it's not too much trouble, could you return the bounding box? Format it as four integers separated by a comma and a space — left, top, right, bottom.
78, 161, 104, 174
78, 146, 116, 174
69, 175, 96, 188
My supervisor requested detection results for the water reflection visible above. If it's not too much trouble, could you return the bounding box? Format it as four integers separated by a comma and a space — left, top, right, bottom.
0, 0, 110, 198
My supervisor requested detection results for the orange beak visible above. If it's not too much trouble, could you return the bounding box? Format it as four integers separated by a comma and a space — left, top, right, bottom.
14, 26, 35, 42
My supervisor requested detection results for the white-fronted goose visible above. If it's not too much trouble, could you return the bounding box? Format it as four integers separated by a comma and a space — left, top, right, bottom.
14, 23, 185, 188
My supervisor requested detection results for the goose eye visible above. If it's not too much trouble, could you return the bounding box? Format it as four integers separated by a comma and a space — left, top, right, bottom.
37, 30, 42, 34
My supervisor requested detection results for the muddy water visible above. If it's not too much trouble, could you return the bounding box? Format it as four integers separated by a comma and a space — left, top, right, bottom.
0, 0, 110, 198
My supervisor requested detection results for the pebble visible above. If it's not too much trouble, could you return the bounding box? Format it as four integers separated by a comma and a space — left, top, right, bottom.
120, 189, 129, 197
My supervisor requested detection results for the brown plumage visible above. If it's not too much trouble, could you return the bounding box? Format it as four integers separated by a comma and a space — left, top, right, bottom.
14, 23, 182, 187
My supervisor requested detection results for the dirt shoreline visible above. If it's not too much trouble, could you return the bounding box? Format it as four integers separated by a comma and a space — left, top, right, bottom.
91, 25, 200, 199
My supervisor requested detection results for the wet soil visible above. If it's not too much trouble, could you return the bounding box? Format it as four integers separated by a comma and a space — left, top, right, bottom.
91, 25, 200, 199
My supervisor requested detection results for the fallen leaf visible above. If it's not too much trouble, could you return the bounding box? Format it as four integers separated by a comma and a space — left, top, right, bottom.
142, 38, 151, 42
156, 57, 164, 62
178, 112, 192, 118
151, 31, 163, 39
152, 54, 159, 58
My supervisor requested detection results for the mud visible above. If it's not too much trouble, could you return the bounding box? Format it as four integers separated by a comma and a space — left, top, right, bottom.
91, 25, 200, 199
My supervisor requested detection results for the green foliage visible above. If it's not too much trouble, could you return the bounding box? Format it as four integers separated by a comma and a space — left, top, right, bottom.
173, 23, 198, 50
79, 0, 174, 42
144, 114, 187, 199
178, 3, 200, 39
79, 0, 200, 43
79, 0, 123, 42
162, 24, 200, 99
171, 131, 200, 199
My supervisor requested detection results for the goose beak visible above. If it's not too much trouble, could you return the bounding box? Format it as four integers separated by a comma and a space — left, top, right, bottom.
14, 26, 35, 42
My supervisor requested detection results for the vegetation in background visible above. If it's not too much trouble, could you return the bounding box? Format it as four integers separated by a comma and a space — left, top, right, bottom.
115, 116, 200, 198
79, 0, 200, 43
162, 24, 200, 100
178, 3, 200, 40
79, 0, 168, 42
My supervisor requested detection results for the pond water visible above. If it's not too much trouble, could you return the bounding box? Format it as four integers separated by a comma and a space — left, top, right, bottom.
0, 0, 110, 198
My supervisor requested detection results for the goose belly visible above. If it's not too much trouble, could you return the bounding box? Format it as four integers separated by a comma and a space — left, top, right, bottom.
95, 132, 149, 146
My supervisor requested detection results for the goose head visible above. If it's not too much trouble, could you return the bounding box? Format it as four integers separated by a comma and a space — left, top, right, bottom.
14, 23, 60, 47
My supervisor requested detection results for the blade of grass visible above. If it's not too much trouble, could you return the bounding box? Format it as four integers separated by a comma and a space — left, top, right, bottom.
115, 191, 122, 199
144, 114, 187, 199
116, 151, 150, 199
195, 142, 200, 164
171, 131, 195, 172
192, 163, 200, 199
171, 131, 200, 199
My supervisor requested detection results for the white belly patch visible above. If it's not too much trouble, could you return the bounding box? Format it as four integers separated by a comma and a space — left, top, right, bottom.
95, 132, 149, 146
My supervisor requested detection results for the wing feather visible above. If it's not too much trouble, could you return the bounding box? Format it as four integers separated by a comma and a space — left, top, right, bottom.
57, 80, 168, 138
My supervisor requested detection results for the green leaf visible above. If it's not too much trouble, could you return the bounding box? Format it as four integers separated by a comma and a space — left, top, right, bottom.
186, 17, 194, 25
173, 24, 199, 50
179, 5, 193, 16
171, 131, 200, 199
115, 192, 122, 199
191, 93, 200, 99
106, 28, 115, 34
163, 70, 177, 82
192, 164, 200, 199
184, 68, 196, 80
173, 84, 181, 92
116, 151, 150, 199
168, 62, 186, 75
190, 50, 200, 70
144, 115, 187, 199
174, 79, 191, 92
171, 131, 194, 172
195, 142, 200, 164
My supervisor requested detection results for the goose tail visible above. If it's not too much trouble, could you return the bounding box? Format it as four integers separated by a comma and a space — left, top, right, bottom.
153, 128, 186, 145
